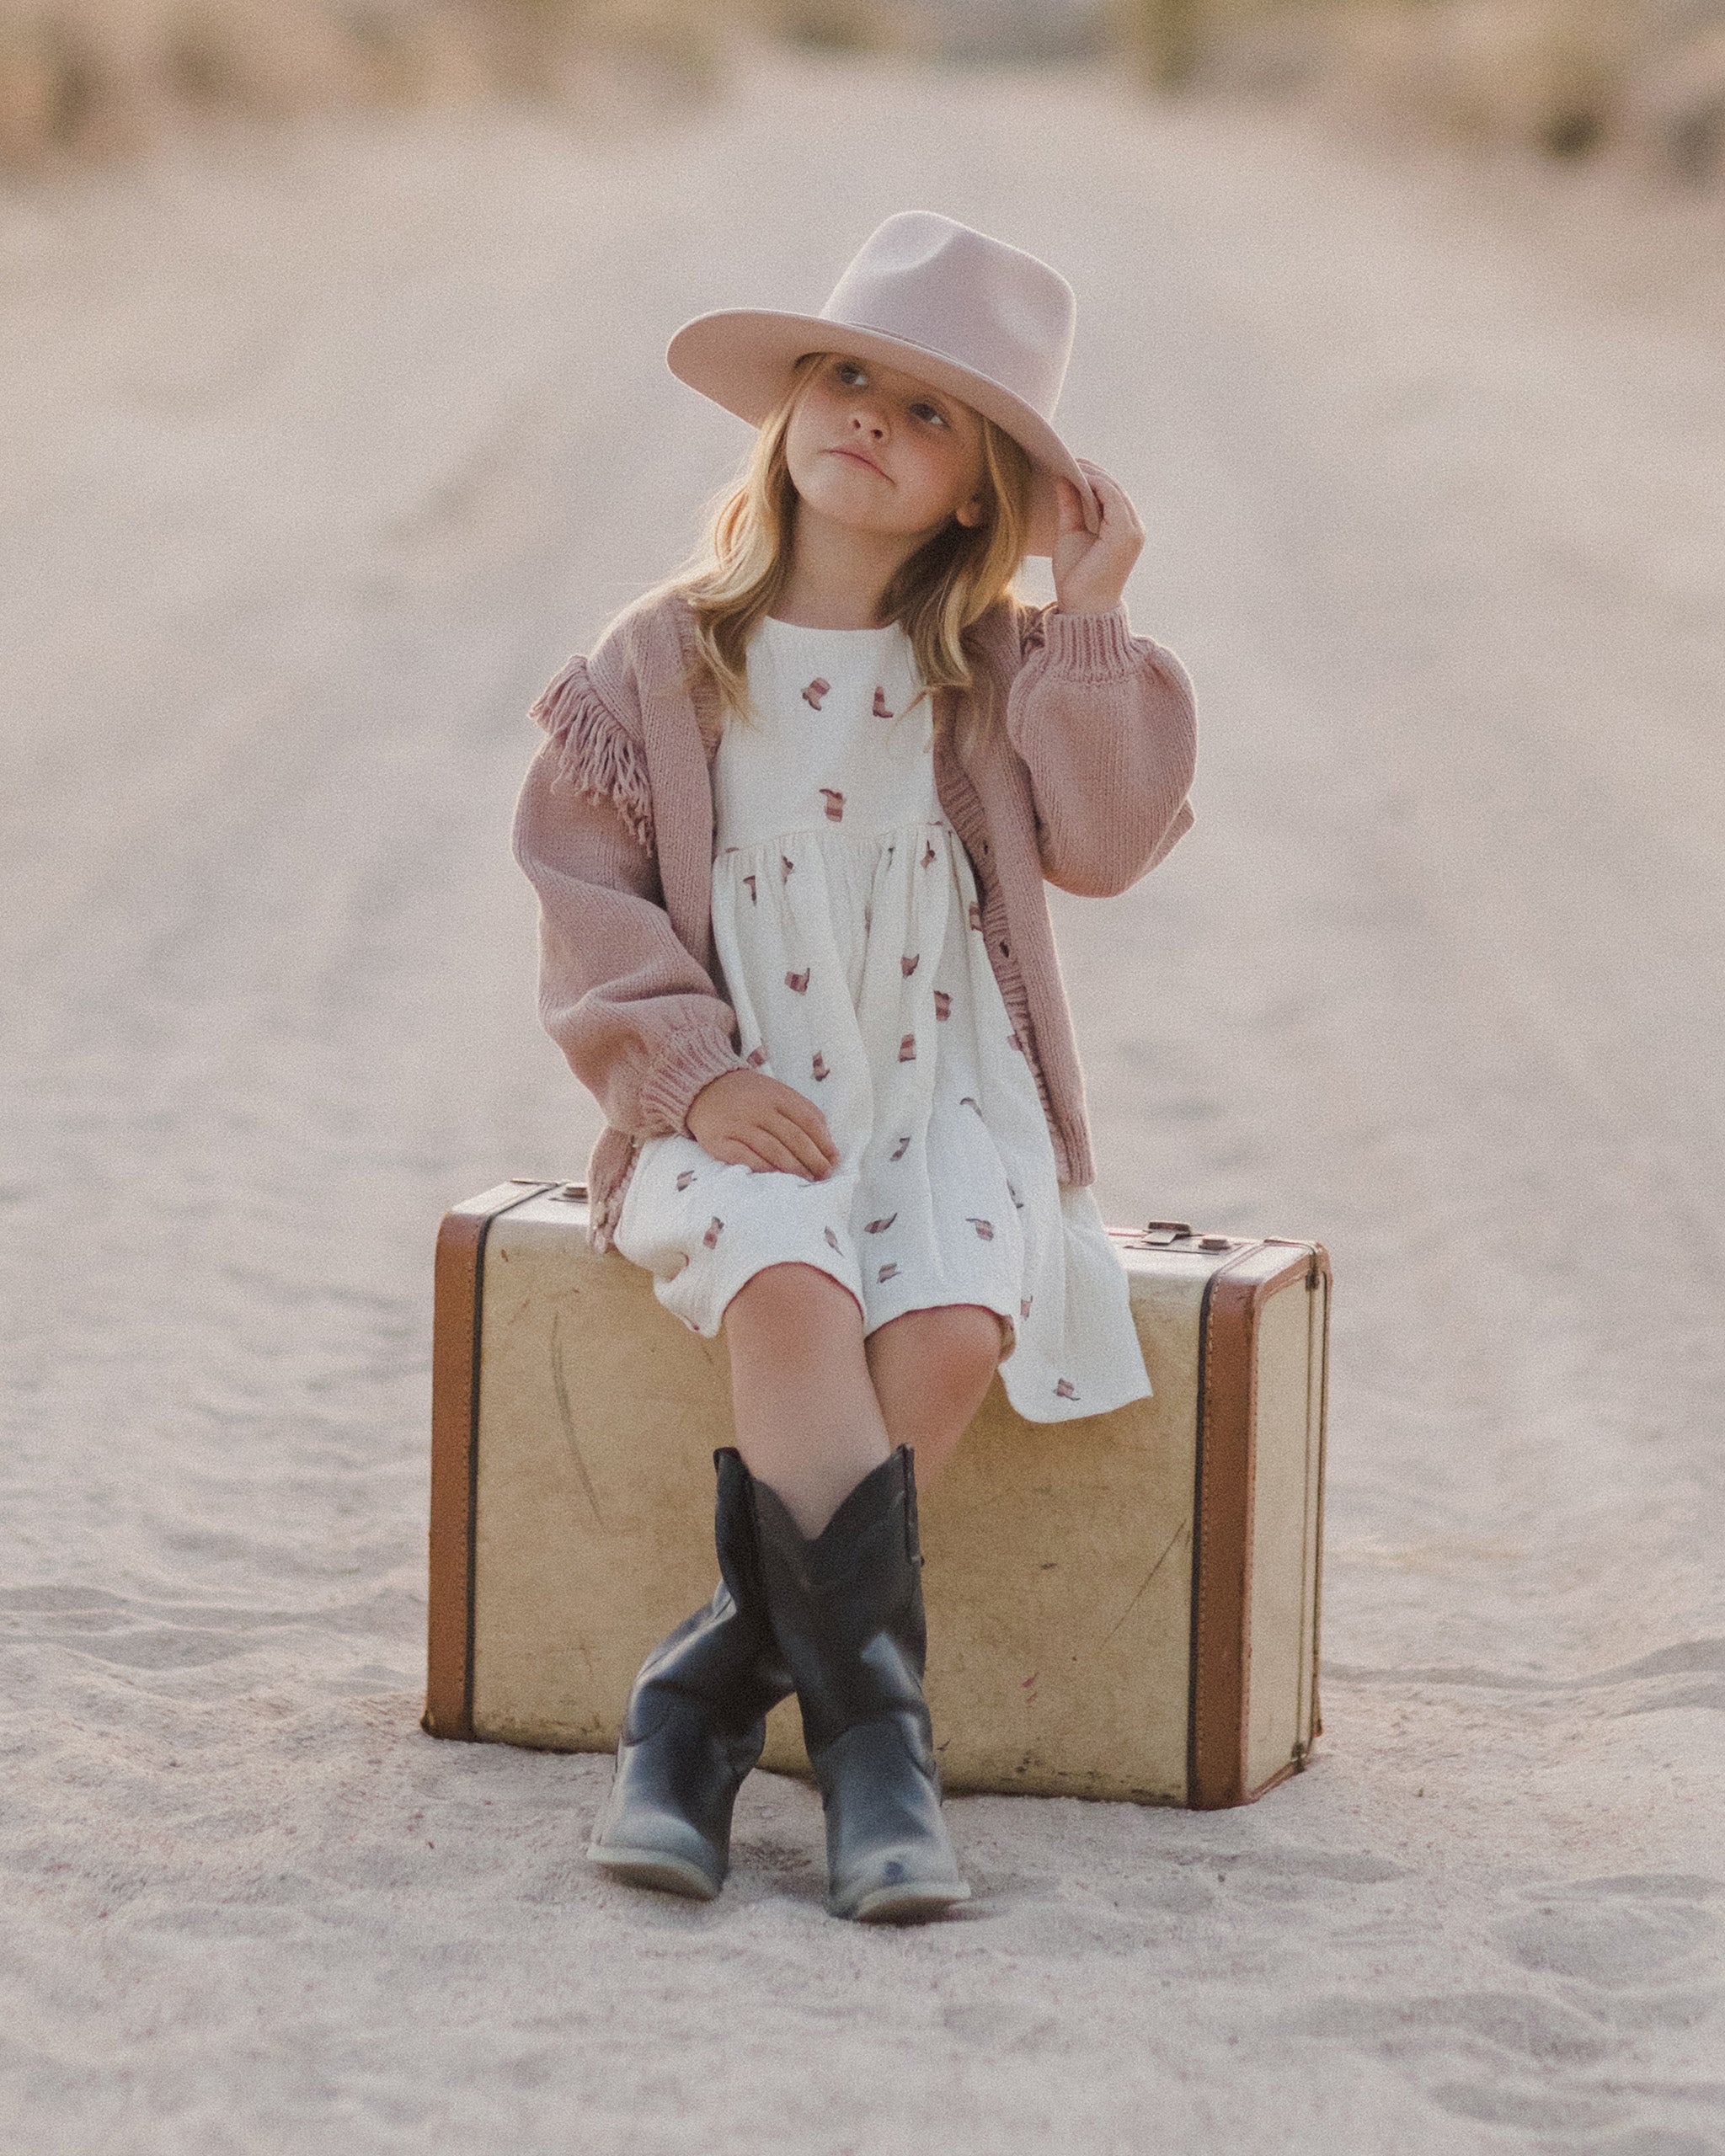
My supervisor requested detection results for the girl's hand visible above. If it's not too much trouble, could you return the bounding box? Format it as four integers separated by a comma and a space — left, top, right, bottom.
686, 1069, 841, 1180
1050, 458, 1145, 616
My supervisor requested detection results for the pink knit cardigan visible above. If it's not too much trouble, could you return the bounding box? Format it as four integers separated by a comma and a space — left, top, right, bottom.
510, 583, 1197, 1253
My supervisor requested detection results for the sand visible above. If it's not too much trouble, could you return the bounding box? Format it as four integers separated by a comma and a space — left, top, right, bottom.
3, 41, 1722, 2155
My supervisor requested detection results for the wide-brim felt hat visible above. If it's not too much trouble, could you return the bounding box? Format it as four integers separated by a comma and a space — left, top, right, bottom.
665, 210, 1101, 560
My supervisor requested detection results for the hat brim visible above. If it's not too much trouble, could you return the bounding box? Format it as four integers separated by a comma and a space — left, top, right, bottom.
665, 309, 1099, 560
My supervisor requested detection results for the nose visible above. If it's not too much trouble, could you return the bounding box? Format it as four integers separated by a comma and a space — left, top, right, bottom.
851, 407, 887, 440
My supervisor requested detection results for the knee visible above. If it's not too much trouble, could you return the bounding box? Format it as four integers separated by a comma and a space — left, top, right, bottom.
935, 1321, 1006, 1407
724, 1260, 863, 1339
881, 1306, 1003, 1413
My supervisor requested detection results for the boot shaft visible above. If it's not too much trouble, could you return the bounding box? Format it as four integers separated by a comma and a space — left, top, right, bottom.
743, 1448, 932, 1759
624, 1445, 790, 1739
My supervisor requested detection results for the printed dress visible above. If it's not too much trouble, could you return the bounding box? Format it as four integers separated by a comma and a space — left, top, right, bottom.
610, 612, 1154, 1423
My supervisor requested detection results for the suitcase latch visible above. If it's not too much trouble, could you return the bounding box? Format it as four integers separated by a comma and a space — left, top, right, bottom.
1125, 1221, 1235, 1253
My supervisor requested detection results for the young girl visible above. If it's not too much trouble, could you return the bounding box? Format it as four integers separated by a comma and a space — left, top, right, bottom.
511, 211, 1197, 1924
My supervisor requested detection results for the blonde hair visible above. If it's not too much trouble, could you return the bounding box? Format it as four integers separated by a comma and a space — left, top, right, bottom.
638, 350, 1037, 760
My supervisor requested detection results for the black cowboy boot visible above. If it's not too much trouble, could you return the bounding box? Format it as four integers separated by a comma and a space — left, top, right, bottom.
745, 1445, 970, 1923
587, 1447, 793, 1899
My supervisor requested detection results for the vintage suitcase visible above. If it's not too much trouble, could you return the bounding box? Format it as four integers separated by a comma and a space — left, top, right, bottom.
424, 1180, 1330, 1808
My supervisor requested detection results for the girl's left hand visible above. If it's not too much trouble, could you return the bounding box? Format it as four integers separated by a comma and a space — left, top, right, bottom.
1050, 458, 1145, 616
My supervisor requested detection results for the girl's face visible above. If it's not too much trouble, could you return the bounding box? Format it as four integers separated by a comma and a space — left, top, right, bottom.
783, 352, 988, 543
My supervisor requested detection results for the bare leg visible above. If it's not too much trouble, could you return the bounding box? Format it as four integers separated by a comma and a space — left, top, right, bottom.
865, 1304, 1006, 1489
721, 1262, 889, 1538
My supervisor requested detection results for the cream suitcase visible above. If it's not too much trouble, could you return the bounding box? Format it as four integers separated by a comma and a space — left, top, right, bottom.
424, 1180, 1330, 1808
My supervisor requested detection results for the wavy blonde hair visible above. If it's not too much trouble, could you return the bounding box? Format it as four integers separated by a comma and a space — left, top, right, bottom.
639, 350, 1038, 760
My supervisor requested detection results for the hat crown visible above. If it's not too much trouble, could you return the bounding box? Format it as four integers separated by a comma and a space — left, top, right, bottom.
816, 211, 1076, 424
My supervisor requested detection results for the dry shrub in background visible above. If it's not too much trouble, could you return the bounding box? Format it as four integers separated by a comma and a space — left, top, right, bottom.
751, 0, 928, 49
8, 0, 1719, 187
682, 0, 1104, 61
0, 0, 971, 171
1108, 0, 1725, 183
0, 0, 760, 169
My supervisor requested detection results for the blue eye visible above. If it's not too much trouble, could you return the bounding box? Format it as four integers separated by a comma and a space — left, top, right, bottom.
912, 403, 947, 427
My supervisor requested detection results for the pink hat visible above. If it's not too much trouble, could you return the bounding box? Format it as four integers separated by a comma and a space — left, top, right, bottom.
665, 210, 1101, 559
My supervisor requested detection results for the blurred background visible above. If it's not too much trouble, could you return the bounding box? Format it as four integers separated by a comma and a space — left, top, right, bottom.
4, 3, 1724, 2152
3, 0, 1725, 182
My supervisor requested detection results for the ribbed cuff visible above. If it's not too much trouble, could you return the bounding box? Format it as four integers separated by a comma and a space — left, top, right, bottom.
637, 1025, 752, 1137
1044, 604, 1137, 680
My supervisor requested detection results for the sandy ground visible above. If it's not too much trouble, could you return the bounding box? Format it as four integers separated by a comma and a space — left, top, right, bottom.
3, 43, 1723, 2156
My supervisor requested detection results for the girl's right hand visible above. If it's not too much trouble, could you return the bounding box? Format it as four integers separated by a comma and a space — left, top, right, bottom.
686, 1070, 841, 1181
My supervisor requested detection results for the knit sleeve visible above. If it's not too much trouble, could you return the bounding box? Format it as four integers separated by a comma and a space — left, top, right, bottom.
1005, 602, 1197, 897
510, 726, 750, 1141
529, 650, 655, 853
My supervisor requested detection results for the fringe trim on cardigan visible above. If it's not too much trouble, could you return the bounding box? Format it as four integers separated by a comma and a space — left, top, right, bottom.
530, 656, 655, 852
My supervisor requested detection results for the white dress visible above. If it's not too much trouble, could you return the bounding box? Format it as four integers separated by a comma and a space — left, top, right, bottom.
611, 612, 1154, 1423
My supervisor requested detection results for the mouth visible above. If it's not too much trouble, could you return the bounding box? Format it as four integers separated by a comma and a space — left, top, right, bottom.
828, 446, 885, 477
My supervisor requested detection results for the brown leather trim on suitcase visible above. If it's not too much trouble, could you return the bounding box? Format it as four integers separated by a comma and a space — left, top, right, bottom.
422, 1182, 556, 1741
1188, 1241, 1324, 1808
1308, 1242, 1332, 1743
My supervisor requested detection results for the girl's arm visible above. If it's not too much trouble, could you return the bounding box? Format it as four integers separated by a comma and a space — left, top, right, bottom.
1001, 460, 1197, 897
510, 655, 751, 1139
1004, 599, 1197, 899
